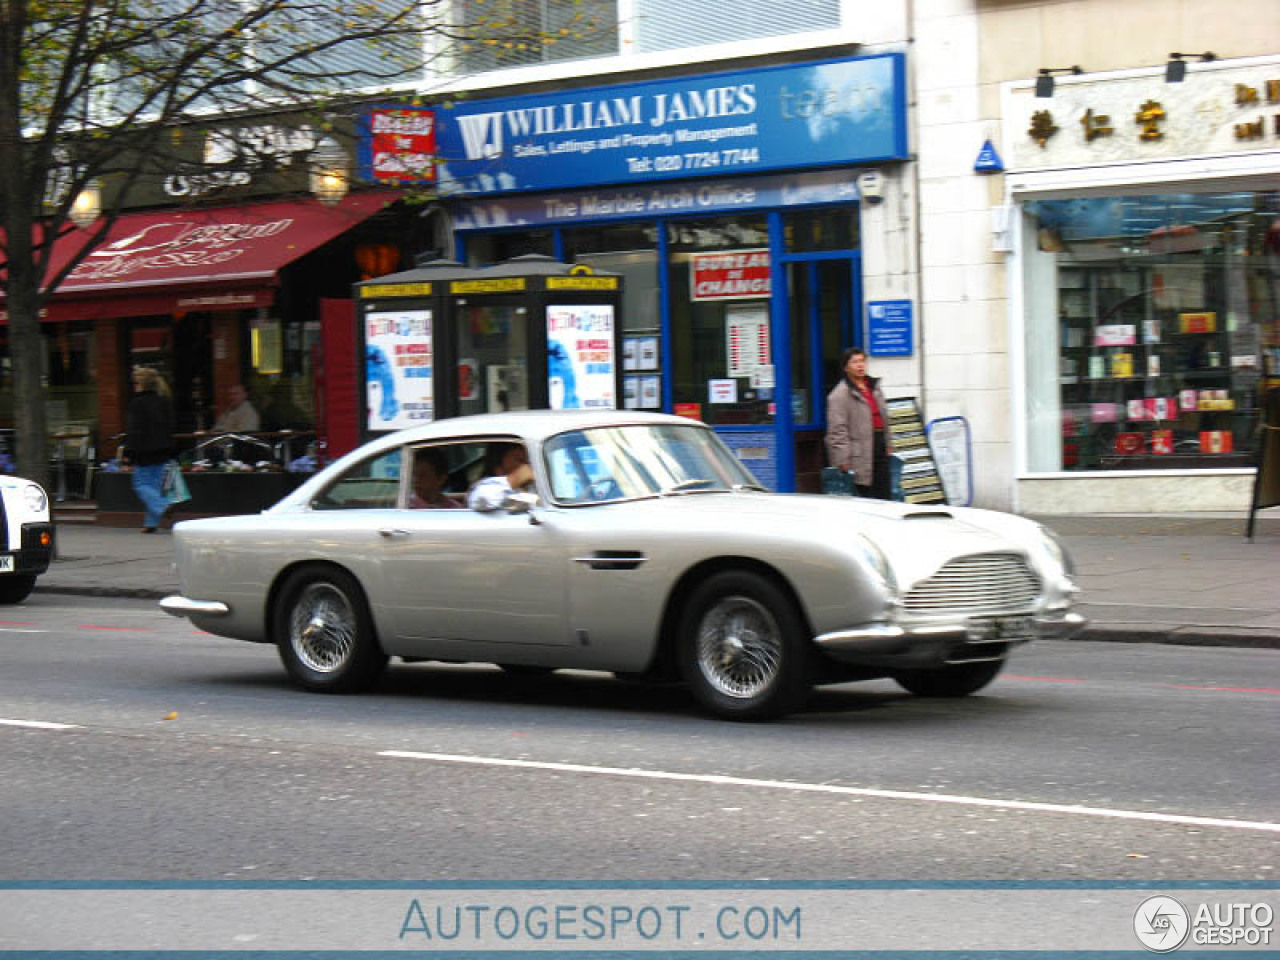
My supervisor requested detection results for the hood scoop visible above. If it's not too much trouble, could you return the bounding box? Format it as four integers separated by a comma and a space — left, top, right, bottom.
903, 510, 954, 520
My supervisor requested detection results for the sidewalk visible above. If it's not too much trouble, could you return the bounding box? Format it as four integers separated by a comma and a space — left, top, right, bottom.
34, 510, 1280, 650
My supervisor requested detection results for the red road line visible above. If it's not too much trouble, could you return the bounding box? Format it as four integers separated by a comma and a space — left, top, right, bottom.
0, 621, 36, 626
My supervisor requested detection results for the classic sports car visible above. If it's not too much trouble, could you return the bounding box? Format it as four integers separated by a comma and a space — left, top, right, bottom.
0, 475, 54, 604
161, 410, 1085, 720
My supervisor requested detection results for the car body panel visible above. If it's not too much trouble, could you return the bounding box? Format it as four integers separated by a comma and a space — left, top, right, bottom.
0, 477, 54, 581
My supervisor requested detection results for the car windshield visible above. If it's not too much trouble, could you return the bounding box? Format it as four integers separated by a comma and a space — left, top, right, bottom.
543, 424, 765, 504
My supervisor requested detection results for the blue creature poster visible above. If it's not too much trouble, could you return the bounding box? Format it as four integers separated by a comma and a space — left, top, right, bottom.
365, 309, 434, 431
546, 305, 616, 410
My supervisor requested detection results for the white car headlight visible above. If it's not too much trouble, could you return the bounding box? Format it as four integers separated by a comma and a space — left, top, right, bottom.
853, 533, 896, 591
1036, 524, 1076, 577
21, 483, 48, 514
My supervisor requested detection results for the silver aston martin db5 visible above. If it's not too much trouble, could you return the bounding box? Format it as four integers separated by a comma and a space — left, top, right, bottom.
161, 410, 1086, 720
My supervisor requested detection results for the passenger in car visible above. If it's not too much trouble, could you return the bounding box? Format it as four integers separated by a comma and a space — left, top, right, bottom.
409, 448, 463, 509
468, 442, 534, 511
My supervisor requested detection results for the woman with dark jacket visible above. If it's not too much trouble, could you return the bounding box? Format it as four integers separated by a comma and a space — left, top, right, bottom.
825, 347, 893, 499
124, 367, 176, 533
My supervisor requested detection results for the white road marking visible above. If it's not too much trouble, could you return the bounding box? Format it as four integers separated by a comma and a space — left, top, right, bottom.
0, 627, 48, 633
379, 750, 1280, 834
0, 717, 81, 730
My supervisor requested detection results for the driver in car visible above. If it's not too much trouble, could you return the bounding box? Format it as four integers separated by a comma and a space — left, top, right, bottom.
468, 442, 534, 511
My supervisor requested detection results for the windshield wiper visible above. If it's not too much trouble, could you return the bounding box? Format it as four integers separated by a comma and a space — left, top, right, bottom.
662, 478, 717, 495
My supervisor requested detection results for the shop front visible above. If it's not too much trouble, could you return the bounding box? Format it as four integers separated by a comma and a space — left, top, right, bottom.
4, 191, 410, 521
1003, 55, 1280, 512
430, 53, 908, 492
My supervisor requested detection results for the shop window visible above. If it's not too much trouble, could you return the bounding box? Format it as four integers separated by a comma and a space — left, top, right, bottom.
668, 216, 772, 426
632, 0, 838, 53
465, 230, 554, 266
1024, 190, 1280, 473
783, 207, 859, 253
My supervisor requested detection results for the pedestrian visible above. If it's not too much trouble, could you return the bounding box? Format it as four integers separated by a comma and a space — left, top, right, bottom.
124, 367, 176, 533
825, 347, 893, 499
212, 384, 260, 433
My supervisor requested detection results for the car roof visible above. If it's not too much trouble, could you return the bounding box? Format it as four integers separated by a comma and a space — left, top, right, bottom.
365, 410, 707, 451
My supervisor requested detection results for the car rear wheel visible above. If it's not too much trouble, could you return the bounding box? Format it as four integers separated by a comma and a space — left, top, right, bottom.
274, 567, 386, 693
0, 575, 35, 604
678, 571, 811, 721
894, 658, 1005, 697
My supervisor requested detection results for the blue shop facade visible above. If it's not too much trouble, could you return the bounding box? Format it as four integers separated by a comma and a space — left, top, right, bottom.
425, 52, 909, 492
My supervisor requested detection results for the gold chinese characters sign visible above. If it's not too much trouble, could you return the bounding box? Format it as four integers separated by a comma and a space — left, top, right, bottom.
1010, 61, 1280, 170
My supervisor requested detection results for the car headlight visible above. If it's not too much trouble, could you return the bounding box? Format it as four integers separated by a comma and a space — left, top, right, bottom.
22, 483, 47, 514
852, 533, 896, 591
1036, 524, 1075, 577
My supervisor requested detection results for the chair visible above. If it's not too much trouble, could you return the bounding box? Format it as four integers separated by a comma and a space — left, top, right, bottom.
50, 424, 95, 501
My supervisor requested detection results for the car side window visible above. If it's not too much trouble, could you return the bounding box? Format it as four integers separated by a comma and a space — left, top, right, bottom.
312, 449, 402, 510
403, 442, 482, 510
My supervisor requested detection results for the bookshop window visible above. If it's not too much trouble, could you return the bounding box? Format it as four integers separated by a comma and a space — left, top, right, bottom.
1023, 190, 1280, 472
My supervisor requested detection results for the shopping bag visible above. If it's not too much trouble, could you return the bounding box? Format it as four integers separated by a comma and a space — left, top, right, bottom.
162, 460, 191, 505
820, 466, 858, 496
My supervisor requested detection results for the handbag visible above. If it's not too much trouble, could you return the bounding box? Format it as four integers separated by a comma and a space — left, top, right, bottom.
820, 466, 858, 497
162, 460, 191, 505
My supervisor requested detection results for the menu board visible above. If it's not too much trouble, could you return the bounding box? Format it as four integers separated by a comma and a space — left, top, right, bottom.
885, 398, 947, 505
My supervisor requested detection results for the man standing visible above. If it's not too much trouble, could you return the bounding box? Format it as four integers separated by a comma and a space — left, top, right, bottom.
213, 384, 261, 433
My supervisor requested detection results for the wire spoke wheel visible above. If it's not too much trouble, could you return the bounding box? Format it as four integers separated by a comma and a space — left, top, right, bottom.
696, 595, 783, 700
679, 571, 810, 721
274, 567, 386, 693
290, 582, 357, 674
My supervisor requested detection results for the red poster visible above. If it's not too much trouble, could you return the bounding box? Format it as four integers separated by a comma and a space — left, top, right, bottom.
367, 107, 436, 183
1151, 429, 1174, 455
673, 402, 703, 420
1114, 433, 1145, 455
690, 249, 771, 301
1199, 431, 1234, 454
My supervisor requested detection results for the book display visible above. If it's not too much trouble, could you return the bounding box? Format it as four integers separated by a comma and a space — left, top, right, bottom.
1057, 264, 1263, 470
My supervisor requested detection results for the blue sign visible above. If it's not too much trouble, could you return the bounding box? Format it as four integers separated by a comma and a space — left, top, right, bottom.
452, 168, 861, 230
867, 300, 913, 357
436, 53, 907, 195
974, 139, 1004, 173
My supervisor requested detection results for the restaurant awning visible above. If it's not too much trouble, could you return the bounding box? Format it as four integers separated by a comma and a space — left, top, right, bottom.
4, 192, 394, 323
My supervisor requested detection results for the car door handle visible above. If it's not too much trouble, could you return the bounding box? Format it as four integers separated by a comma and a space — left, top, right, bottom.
573, 550, 646, 570
378, 528, 411, 538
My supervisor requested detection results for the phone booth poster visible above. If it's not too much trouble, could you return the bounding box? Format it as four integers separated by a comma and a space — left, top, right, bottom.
546, 304, 617, 410
365, 309, 434, 431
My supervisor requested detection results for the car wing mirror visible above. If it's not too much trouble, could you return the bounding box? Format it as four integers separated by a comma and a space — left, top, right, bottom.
504, 491, 542, 524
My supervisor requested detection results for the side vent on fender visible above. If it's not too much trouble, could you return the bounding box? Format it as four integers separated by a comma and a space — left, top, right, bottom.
573, 550, 646, 571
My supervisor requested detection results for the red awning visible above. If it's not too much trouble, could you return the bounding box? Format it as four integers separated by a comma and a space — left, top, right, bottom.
4, 192, 394, 323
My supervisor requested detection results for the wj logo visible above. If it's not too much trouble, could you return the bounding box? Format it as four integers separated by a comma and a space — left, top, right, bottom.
1134, 896, 1190, 953
457, 112, 504, 160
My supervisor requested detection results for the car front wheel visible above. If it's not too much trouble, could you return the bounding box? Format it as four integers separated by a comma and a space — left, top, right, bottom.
894, 658, 1005, 697
274, 567, 386, 692
678, 571, 811, 721
0, 575, 36, 604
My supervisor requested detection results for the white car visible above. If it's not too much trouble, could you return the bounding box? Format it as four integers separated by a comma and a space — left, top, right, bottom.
161, 411, 1086, 720
0, 476, 54, 603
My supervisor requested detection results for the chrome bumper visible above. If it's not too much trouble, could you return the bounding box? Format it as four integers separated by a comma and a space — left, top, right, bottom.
813, 611, 1088, 664
160, 595, 230, 618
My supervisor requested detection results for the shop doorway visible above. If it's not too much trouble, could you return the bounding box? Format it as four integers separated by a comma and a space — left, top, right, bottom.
783, 255, 860, 492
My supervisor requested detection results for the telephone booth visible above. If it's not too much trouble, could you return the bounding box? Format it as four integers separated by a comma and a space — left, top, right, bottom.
354, 254, 624, 441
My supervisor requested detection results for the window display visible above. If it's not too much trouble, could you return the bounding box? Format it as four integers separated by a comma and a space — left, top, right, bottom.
1025, 190, 1280, 472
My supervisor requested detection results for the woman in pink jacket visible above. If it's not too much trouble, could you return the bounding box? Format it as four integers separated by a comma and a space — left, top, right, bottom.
824, 347, 892, 499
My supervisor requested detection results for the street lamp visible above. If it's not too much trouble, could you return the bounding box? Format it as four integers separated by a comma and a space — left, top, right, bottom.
68, 180, 102, 229
309, 137, 349, 206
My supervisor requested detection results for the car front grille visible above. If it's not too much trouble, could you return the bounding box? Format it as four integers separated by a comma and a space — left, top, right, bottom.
902, 552, 1041, 617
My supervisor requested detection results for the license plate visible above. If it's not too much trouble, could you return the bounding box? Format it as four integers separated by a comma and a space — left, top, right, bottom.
966, 614, 1034, 642
0, 555, 14, 573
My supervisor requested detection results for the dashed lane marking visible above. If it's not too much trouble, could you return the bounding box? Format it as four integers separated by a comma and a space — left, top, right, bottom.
378, 749, 1280, 834
0, 717, 82, 730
